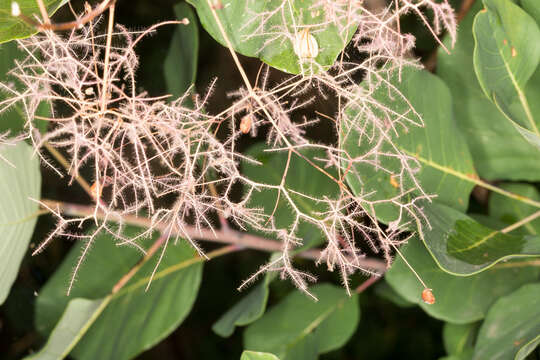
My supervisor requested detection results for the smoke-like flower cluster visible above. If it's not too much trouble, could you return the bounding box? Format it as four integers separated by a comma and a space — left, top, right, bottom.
0, 0, 456, 296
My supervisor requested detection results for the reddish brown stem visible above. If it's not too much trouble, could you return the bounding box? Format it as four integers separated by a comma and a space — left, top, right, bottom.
355, 275, 381, 294
39, 199, 388, 273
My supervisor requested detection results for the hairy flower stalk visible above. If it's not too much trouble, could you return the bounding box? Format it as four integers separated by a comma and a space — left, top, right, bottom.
0, 0, 456, 297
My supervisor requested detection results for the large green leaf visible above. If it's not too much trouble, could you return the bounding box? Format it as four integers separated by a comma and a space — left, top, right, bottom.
187, 0, 356, 74
422, 203, 540, 275
35, 227, 146, 335
244, 284, 359, 359
0, 141, 40, 304
35, 226, 203, 360
473, 0, 540, 149
515, 335, 540, 360
243, 143, 339, 251
213, 267, 276, 338
473, 283, 540, 360
0, 41, 26, 133
241, 351, 280, 360
374, 281, 415, 308
521, 0, 540, 24
343, 68, 475, 224
164, 2, 199, 99
24, 298, 106, 360
0, 0, 67, 44
213, 281, 269, 338
437, 1, 540, 181
0, 41, 50, 133
489, 183, 540, 235
386, 237, 539, 323
443, 322, 478, 356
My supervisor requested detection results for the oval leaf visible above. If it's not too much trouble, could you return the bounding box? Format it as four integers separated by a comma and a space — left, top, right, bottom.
213, 271, 275, 338
187, 0, 356, 74
386, 236, 539, 323
521, 0, 540, 25
244, 283, 359, 359
443, 322, 478, 356
473, 0, 540, 149
515, 335, 540, 360
437, 1, 540, 181
243, 143, 339, 251
1, 41, 50, 133
0, 141, 40, 304
164, 2, 199, 99
35, 226, 203, 360
24, 298, 107, 360
473, 283, 540, 360
422, 203, 540, 275
374, 281, 415, 308
342, 68, 475, 224
0, 0, 67, 44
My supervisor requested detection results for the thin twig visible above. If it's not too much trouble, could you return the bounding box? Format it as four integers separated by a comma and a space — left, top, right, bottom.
39, 199, 388, 273
39, 0, 116, 31
112, 232, 168, 293
500, 210, 540, 234
100, 3, 115, 112
35, 0, 51, 24
42, 141, 93, 197
354, 275, 380, 294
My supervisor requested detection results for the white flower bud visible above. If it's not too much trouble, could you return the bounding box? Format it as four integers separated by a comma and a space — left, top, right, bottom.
294, 28, 318, 59
11, 2, 21, 17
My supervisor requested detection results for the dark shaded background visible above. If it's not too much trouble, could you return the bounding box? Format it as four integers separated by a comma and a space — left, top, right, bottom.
0, 0, 468, 358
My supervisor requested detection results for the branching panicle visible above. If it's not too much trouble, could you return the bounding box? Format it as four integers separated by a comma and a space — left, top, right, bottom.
0, 0, 456, 297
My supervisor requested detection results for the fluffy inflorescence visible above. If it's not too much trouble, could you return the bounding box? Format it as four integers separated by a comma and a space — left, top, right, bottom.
0, 0, 455, 296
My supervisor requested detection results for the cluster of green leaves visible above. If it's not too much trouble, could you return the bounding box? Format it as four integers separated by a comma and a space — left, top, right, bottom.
0, 0, 539, 359
388, 1, 540, 359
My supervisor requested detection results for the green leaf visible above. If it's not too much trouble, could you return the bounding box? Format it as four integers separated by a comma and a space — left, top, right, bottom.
24, 298, 106, 360
342, 68, 475, 224
244, 283, 359, 359
374, 281, 415, 308
213, 270, 275, 337
443, 322, 478, 356
187, 0, 356, 74
489, 183, 540, 235
515, 335, 540, 360
521, 0, 540, 26
282, 333, 318, 360
1, 41, 50, 134
35, 226, 203, 360
386, 237, 539, 323
437, 1, 540, 181
0, 41, 27, 133
473, 283, 540, 360
0, 141, 40, 304
35, 226, 145, 335
422, 203, 540, 275
473, 0, 540, 149
213, 282, 268, 337
0, 0, 67, 44
241, 351, 281, 360
164, 2, 199, 99
243, 143, 339, 251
